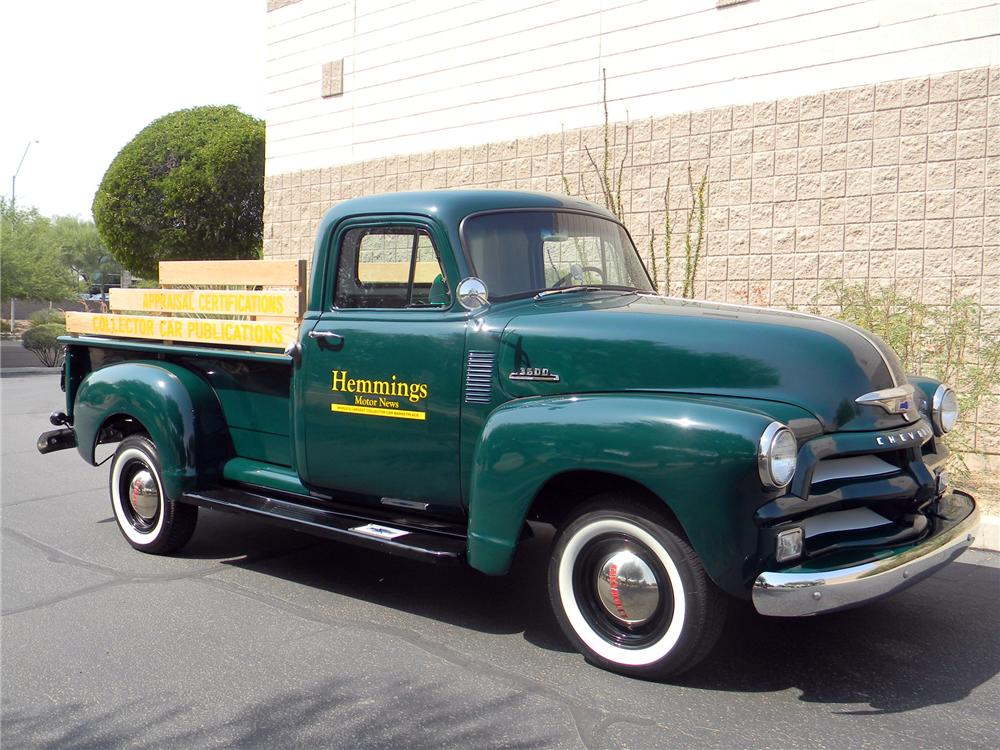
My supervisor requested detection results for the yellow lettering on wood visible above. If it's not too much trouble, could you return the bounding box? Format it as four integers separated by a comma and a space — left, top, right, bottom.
111, 288, 300, 318
66, 312, 297, 350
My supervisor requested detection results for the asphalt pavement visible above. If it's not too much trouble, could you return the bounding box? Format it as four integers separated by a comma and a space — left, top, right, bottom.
2, 373, 999, 749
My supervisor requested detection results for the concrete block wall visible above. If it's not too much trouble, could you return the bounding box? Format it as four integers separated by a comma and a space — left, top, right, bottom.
263, 65, 1000, 453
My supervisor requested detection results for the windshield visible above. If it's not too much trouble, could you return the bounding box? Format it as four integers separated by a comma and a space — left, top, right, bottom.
462, 211, 653, 299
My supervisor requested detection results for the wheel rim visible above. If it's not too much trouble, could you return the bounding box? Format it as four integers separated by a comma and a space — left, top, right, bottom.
572, 533, 673, 649
117, 458, 161, 532
595, 549, 660, 625
128, 470, 159, 520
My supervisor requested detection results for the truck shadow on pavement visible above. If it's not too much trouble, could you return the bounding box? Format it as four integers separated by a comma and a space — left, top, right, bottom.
209, 516, 999, 715
2, 679, 565, 750
682, 558, 1000, 714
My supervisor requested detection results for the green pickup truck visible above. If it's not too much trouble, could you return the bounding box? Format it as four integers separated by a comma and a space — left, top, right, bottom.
39, 190, 979, 679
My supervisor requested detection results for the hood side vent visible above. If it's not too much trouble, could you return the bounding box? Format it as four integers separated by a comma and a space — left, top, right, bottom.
465, 351, 494, 403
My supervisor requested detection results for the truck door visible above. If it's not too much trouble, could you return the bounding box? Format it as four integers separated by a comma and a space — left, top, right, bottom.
295, 220, 466, 515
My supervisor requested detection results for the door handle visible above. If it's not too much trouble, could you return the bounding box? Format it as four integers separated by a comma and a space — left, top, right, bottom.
308, 330, 344, 348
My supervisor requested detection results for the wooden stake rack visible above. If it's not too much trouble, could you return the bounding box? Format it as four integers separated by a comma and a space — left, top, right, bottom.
65, 260, 307, 351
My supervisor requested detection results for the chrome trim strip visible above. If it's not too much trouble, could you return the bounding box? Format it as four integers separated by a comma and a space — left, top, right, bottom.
380, 497, 429, 511
752, 498, 979, 617
810, 455, 898, 484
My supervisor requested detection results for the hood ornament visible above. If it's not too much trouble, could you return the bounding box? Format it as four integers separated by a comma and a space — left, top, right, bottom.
855, 384, 916, 416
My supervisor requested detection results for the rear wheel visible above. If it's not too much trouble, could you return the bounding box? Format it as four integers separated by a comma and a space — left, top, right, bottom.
109, 435, 197, 554
547, 496, 726, 679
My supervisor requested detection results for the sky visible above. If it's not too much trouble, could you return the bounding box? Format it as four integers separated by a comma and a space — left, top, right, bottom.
1, 0, 266, 221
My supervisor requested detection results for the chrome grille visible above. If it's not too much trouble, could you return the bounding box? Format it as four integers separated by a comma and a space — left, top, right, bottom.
464, 351, 494, 403
810, 455, 899, 486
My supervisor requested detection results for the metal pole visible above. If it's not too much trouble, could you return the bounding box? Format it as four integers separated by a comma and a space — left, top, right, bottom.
8, 140, 37, 336
11, 140, 38, 206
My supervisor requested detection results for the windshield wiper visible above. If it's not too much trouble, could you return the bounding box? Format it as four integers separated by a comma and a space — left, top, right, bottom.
533, 285, 640, 300
533, 285, 604, 300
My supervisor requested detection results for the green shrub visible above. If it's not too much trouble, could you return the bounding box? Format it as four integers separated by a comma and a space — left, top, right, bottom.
21, 323, 67, 367
828, 283, 1000, 467
28, 308, 66, 327
93, 105, 264, 279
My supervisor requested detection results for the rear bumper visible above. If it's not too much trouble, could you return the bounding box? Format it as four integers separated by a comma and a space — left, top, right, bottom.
752, 492, 979, 617
37, 427, 77, 454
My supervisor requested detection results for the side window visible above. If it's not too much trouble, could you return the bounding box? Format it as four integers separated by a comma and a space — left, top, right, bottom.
333, 227, 451, 309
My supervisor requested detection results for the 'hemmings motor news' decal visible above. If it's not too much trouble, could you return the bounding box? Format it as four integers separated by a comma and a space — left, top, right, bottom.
330, 370, 428, 421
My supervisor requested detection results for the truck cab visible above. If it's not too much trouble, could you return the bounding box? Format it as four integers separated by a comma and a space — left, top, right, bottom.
41, 190, 979, 679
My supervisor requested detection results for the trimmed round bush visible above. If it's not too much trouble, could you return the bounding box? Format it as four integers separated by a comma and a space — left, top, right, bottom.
93, 105, 265, 279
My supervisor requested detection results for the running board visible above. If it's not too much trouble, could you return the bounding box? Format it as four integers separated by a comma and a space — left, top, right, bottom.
181, 486, 465, 563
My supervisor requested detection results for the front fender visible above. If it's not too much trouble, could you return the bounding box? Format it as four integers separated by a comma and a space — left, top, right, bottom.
908, 375, 942, 413
73, 361, 231, 499
467, 394, 775, 595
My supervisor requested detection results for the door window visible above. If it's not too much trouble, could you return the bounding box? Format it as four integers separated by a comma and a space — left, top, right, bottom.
333, 227, 450, 309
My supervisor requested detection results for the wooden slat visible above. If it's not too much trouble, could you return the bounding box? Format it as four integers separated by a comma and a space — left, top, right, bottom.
66, 312, 297, 350
158, 259, 305, 287
110, 288, 302, 319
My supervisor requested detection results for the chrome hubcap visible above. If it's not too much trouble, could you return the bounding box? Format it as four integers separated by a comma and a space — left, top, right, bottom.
128, 470, 159, 520
595, 550, 660, 625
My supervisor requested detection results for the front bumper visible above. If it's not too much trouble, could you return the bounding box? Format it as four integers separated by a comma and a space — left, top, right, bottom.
752, 491, 979, 616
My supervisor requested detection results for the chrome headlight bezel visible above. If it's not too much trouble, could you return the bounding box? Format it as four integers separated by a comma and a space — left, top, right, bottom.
931, 384, 959, 436
758, 422, 798, 490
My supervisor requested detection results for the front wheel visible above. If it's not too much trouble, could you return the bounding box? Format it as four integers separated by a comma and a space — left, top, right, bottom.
109, 435, 198, 554
547, 497, 727, 679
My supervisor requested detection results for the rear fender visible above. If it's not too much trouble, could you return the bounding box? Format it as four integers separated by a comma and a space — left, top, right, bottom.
73, 361, 231, 499
467, 394, 774, 594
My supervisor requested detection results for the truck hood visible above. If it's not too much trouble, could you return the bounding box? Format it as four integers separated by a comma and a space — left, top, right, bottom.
494, 293, 911, 433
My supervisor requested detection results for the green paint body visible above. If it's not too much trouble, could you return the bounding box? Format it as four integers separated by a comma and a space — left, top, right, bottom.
57, 191, 954, 597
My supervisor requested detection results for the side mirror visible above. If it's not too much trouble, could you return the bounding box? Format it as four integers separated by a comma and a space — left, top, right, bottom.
457, 277, 489, 311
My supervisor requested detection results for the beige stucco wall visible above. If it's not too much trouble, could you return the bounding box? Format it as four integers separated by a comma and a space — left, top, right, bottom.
263, 65, 1000, 453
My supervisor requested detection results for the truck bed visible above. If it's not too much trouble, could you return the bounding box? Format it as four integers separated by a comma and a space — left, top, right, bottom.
66, 336, 294, 467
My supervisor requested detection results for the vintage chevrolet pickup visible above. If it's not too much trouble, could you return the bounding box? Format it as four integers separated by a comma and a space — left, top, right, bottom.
39, 190, 979, 678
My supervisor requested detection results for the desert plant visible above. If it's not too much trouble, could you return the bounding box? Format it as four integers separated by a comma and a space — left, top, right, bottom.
22, 323, 67, 367
680, 167, 708, 298
560, 72, 707, 296
562, 69, 631, 222
647, 167, 707, 297
829, 282, 1000, 468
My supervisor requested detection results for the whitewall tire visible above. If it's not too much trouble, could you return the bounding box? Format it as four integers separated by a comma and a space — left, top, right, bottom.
547, 496, 727, 679
109, 435, 198, 554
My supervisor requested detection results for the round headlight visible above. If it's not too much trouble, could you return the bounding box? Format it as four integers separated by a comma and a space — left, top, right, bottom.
758, 422, 798, 490
932, 385, 959, 435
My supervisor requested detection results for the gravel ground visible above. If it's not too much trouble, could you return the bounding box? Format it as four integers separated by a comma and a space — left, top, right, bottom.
962, 470, 1000, 517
